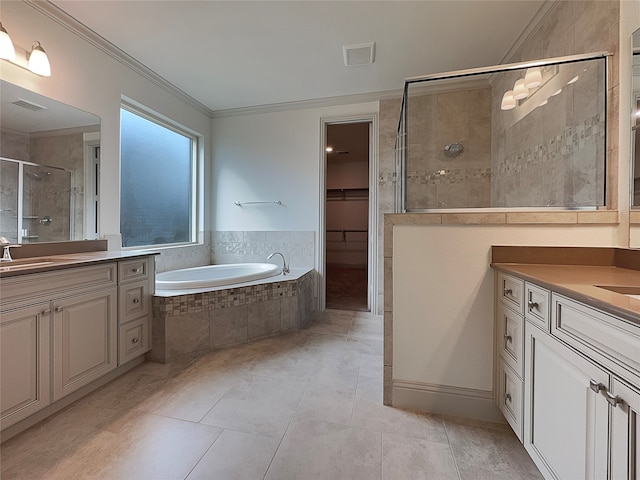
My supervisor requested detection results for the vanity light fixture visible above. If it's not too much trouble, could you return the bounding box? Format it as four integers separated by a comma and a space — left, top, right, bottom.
501, 90, 516, 110
524, 67, 542, 88
513, 78, 529, 100
27, 41, 50, 76
0, 22, 15, 60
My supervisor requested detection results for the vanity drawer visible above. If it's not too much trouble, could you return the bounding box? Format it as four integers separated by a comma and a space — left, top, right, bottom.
552, 294, 640, 381
118, 317, 149, 365
118, 280, 151, 324
525, 283, 550, 331
118, 258, 150, 284
497, 359, 523, 442
497, 272, 524, 314
497, 303, 524, 378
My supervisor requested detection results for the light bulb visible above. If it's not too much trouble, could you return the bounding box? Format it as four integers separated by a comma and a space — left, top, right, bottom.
0, 23, 15, 61
524, 67, 542, 88
28, 41, 51, 76
325, 146, 333, 153
567, 76, 579, 85
513, 79, 529, 100
501, 90, 516, 110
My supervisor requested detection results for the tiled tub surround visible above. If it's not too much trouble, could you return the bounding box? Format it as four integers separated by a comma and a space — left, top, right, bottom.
212, 230, 315, 269
150, 269, 315, 362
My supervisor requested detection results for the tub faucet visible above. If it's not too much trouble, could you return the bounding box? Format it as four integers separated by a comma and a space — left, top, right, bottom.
0, 236, 20, 262
267, 252, 290, 275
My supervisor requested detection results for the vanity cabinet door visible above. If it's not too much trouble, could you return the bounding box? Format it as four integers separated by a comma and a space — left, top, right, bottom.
524, 323, 609, 480
0, 303, 51, 429
610, 378, 640, 480
52, 287, 117, 401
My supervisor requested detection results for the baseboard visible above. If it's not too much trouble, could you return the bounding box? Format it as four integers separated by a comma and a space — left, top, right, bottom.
391, 380, 506, 424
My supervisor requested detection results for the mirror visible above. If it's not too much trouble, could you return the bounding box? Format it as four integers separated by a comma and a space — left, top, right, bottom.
0, 81, 100, 243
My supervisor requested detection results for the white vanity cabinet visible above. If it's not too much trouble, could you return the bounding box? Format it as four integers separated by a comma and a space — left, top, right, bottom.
117, 257, 154, 365
495, 272, 525, 440
524, 322, 610, 479
52, 286, 118, 401
0, 254, 155, 434
494, 270, 640, 480
0, 302, 51, 430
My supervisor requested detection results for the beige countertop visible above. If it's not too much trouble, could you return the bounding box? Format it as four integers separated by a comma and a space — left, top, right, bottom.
491, 262, 640, 326
0, 250, 158, 278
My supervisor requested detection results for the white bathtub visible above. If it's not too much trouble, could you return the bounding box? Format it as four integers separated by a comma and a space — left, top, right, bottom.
156, 263, 282, 290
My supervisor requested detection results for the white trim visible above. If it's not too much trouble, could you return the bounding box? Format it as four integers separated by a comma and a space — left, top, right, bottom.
83, 132, 100, 240
319, 114, 378, 313
214, 90, 401, 119
392, 380, 505, 423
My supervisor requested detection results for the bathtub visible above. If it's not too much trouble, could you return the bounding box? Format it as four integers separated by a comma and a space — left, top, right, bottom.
156, 262, 281, 290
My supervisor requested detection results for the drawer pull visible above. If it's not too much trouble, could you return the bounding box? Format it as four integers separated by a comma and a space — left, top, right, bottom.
503, 288, 513, 296
132, 298, 140, 304
503, 333, 512, 344
55, 306, 64, 313
40, 309, 51, 316
131, 337, 139, 344
589, 379, 605, 393
504, 392, 511, 404
604, 390, 624, 407
528, 300, 539, 310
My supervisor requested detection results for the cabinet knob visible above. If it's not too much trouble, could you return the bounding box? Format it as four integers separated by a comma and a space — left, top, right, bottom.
528, 300, 539, 310
41, 309, 51, 316
589, 379, 605, 393
504, 392, 511, 404
131, 337, 139, 344
132, 298, 140, 304
55, 306, 64, 313
604, 390, 624, 408
503, 333, 512, 343
132, 268, 141, 274
503, 288, 513, 296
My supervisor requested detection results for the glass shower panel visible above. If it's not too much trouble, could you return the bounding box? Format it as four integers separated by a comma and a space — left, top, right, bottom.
0, 159, 19, 243
22, 164, 72, 243
400, 55, 607, 211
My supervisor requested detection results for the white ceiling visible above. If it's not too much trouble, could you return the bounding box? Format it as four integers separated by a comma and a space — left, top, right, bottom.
50, 0, 547, 113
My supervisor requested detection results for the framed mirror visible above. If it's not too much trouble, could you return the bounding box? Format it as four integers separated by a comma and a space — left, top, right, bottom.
0, 81, 100, 243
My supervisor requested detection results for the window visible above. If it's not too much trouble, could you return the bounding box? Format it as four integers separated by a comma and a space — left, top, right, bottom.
120, 105, 197, 248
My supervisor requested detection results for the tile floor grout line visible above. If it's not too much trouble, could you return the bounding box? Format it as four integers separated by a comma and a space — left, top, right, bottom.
181, 427, 225, 480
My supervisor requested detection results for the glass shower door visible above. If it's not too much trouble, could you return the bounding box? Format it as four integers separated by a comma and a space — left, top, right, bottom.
0, 159, 19, 243
22, 164, 73, 243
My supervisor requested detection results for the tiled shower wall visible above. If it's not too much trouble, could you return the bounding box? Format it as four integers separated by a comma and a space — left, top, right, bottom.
405, 88, 492, 209
495, 0, 619, 208
212, 230, 315, 269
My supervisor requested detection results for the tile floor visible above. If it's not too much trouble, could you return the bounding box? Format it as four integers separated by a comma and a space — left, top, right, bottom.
1, 309, 542, 480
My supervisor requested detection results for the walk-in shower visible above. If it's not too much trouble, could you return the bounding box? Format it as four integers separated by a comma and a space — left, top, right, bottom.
396, 52, 609, 211
0, 157, 74, 243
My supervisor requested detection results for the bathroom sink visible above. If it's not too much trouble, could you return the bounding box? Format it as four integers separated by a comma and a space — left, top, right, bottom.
596, 285, 640, 300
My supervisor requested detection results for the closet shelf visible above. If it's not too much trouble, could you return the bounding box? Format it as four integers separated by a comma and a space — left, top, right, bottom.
327, 188, 369, 201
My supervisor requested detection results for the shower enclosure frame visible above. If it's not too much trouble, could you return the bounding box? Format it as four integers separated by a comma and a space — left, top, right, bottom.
0, 157, 74, 244
396, 51, 611, 213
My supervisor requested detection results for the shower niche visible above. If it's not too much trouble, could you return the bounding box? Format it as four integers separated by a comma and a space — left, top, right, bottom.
0, 81, 100, 243
396, 53, 608, 211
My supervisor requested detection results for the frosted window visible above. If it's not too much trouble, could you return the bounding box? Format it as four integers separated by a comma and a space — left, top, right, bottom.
120, 108, 194, 247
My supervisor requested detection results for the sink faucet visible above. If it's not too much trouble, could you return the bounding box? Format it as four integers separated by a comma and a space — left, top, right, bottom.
0, 236, 21, 262
267, 252, 290, 275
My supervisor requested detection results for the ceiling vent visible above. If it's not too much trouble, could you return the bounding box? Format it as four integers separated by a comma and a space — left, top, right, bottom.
343, 42, 375, 67
12, 98, 46, 112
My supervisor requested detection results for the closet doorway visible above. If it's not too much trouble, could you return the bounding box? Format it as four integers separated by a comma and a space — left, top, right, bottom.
324, 121, 371, 312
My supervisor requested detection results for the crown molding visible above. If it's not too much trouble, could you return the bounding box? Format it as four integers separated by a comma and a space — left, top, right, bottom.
25, 0, 213, 118
211, 89, 401, 119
